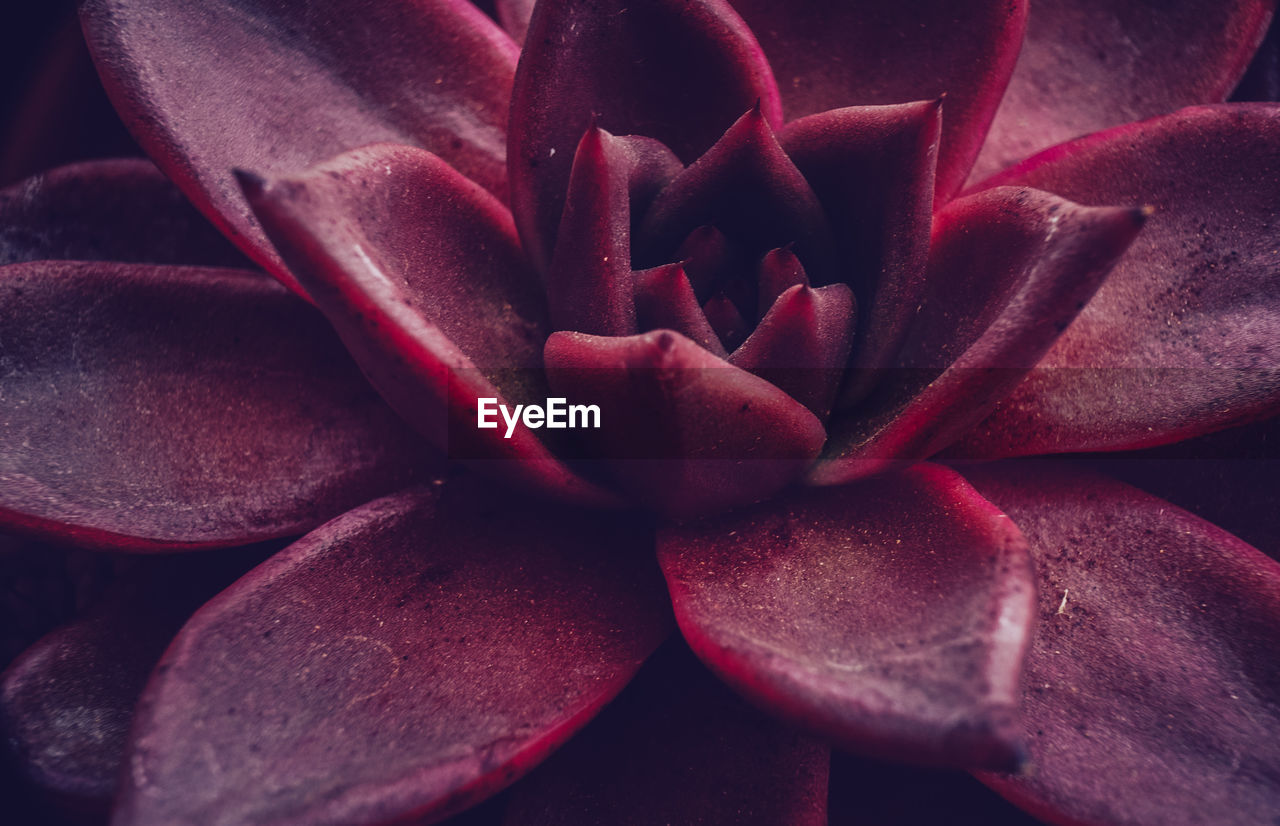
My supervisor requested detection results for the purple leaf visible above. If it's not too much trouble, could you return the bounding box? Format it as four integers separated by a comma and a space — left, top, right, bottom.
972, 0, 1276, 181
658, 464, 1035, 770
0, 260, 430, 551
80, 0, 519, 296
957, 104, 1280, 458
114, 482, 673, 826
508, 0, 781, 273
731, 0, 1027, 199
965, 462, 1280, 826
814, 187, 1144, 485
241, 143, 617, 507
543, 329, 826, 518
0, 158, 246, 267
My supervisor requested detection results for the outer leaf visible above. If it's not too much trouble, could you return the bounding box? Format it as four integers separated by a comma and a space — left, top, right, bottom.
731, 0, 1027, 200
658, 464, 1035, 770
508, 0, 781, 273
543, 329, 826, 518
779, 102, 940, 406
0, 260, 428, 551
0, 158, 246, 267
0, 549, 270, 813
958, 105, 1280, 458
504, 644, 829, 826
240, 144, 616, 507
971, 0, 1276, 181
813, 188, 1144, 486
114, 483, 673, 826
965, 463, 1280, 826
80, 0, 518, 295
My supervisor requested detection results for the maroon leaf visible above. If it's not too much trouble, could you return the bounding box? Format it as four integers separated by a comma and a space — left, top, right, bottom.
971, 0, 1276, 182
114, 482, 673, 826
503, 643, 829, 826
0, 549, 270, 814
1234, 13, 1280, 101
964, 463, 1280, 826
635, 105, 837, 281
813, 187, 1145, 485
731, 0, 1027, 200
548, 128, 681, 336
543, 329, 826, 518
0, 158, 246, 267
634, 263, 727, 358
240, 143, 616, 507
778, 102, 939, 407
508, 0, 781, 273
729, 283, 856, 420
80, 0, 519, 296
658, 463, 1035, 770
0, 260, 429, 551
957, 104, 1280, 458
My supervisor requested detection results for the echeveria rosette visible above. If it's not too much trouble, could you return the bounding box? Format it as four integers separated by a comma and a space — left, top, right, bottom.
0, 2, 1278, 826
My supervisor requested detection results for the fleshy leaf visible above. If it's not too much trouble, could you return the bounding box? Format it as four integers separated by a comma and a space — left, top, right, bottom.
732, 0, 1027, 199
0, 158, 246, 267
543, 330, 826, 518
635, 106, 837, 280
508, 0, 782, 272
729, 283, 856, 420
0, 549, 270, 813
547, 128, 681, 336
658, 463, 1035, 770
813, 187, 1145, 486
957, 104, 1280, 458
779, 102, 939, 406
965, 463, 1280, 826
0, 260, 429, 551
80, 0, 518, 295
504, 644, 829, 826
971, 0, 1276, 182
755, 246, 809, 317
240, 144, 616, 507
114, 482, 673, 826
634, 263, 727, 358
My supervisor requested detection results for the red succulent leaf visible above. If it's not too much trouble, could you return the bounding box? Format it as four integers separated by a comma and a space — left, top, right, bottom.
114, 482, 673, 826
813, 187, 1145, 485
0, 158, 246, 267
79, 0, 519, 296
658, 464, 1036, 771
543, 329, 826, 518
730, 0, 1027, 200
0, 548, 270, 813
0, 260, 429, 551
964, 463, 1280, 826
548, 127, 681, 336
957, 104, 1280, 458
635, 105, 837, 281
508, 0, 782, 273
778, 102, 940, 407
729, 282, 857, 421
503, 644, 829, 826
971, 0, 1277, 182
240, 143, 617, 507
633, 263, 728, 358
